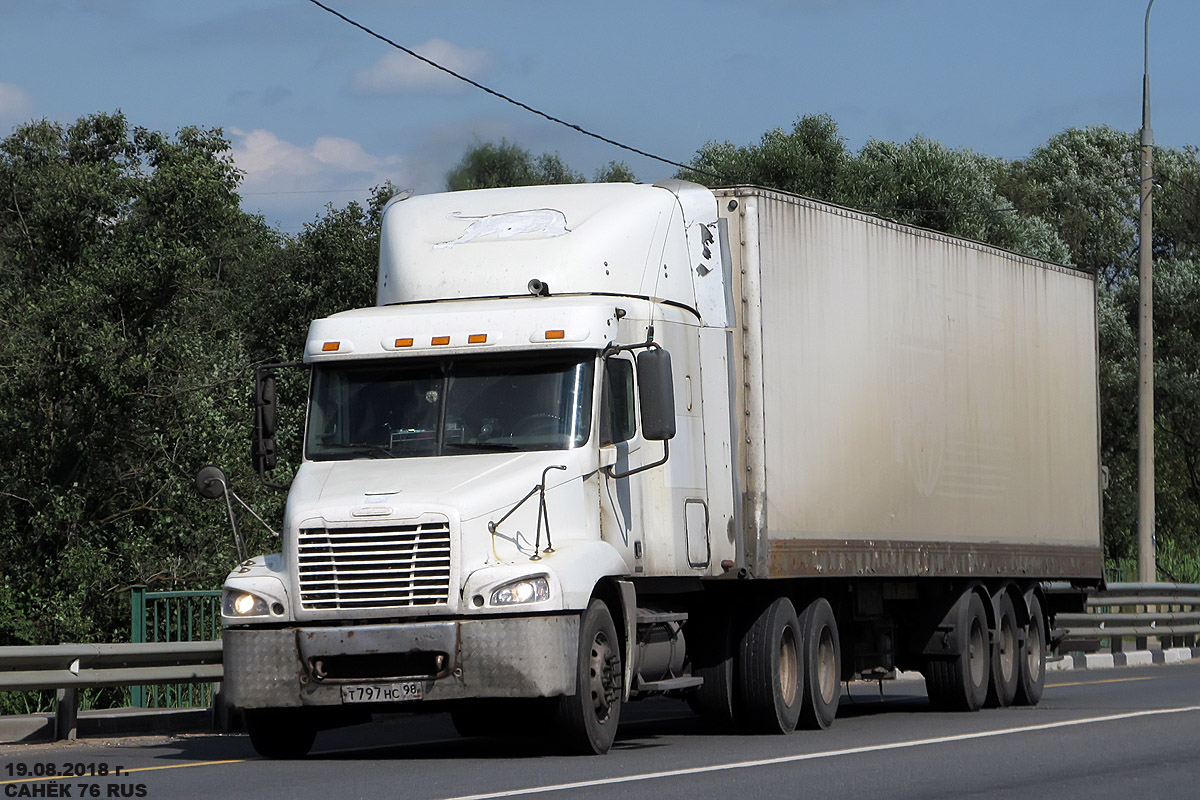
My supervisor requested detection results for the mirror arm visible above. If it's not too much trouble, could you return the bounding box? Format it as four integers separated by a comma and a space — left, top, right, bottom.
604, 440, 669, 480
602, 338, 660, 359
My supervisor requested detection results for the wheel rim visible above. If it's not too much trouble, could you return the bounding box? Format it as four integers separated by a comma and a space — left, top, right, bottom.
816, 626, 837, 705
968, 616, 986, 686
588, 630, 619, 724
999, 617, 1016, 683
779, 625, 799, 707
1026, 618, 1044, 682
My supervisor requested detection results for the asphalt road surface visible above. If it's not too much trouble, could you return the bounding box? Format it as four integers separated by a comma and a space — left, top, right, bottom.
3, 662, 1199, 800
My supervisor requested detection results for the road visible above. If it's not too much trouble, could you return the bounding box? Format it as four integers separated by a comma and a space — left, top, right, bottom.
3, 662, 1199, 800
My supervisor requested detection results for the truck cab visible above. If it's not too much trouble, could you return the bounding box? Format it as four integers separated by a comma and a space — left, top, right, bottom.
220, 180, 737, 756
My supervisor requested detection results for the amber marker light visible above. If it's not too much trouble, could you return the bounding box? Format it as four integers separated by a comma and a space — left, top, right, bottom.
432, 335, 451, 346
322, 342, 340, 352
395, 338, 414, 348
468, 334, 488, 344
545, 330, 566, 340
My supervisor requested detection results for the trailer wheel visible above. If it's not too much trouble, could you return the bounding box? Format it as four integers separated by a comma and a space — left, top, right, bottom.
1013, 593, 1046, 706
798, 597, 841, 730
556, 599, 623, 754
244, 708, 317, 759
925, 590, 989, 712
686, 611, 737, 730
737, 596, 802, 733
985, 591, 1020, 708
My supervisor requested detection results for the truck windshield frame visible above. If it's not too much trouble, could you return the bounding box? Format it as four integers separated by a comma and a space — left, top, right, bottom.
305, 350, 596, 461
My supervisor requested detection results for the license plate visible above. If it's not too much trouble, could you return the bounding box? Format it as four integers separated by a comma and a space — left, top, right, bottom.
340, 681, 424, 704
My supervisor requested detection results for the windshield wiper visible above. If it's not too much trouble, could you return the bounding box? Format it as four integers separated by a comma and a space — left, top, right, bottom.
443, 441, 522, 452
318, 442, 396, 459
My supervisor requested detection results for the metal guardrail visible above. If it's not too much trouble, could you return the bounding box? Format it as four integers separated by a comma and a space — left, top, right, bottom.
1055, 582, 1200, 651
0, 641, 223, 741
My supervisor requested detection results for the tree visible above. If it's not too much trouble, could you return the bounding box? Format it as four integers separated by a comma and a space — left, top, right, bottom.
594, 160, 636, 183
681, 114, 1069, 264
681, 113, 849, 200
0, 112, 277, 647
446, 139, 584, 191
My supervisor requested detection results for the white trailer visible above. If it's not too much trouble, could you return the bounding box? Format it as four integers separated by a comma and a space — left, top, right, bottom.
214, 181, 1102, 757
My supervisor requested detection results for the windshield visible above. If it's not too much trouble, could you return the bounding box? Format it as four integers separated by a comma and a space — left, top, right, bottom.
306, 352, 595, 460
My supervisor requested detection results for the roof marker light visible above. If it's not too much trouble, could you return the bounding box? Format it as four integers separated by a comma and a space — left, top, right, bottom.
322, 342, 340, 352
545, 330, 565, 340
395, 338, 414, 348
432, 335, 451, 346
468, 334, 488, 344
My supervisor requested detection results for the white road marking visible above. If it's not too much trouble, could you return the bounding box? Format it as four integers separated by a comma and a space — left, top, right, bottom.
438, 705, 1200, 800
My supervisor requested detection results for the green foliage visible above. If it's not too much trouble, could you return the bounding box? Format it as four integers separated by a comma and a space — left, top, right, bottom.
594, 161, 636, 183
681, 113, 849, 199
0, 113, 383, 661
681, 114, 1070, 264
445, 139, 584, 191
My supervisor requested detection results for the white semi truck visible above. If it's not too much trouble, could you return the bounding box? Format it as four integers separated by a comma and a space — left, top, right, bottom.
212, 181, 1102, 757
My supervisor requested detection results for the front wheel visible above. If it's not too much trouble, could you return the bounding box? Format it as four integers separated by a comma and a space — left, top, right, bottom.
244, 708, 317, 759
556, 599, 623, 754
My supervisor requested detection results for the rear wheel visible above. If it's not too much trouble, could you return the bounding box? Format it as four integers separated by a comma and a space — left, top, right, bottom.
556, 599, 623, 754
798, 597, 841, 730
925, 590, 990, 712
1013, 593, 1047, 706
985, 591, 1020, 708
737, 596, 802, 734
244, 708, 317, 759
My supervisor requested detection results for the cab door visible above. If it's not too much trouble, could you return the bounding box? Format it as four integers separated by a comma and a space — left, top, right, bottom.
598, 352, 645, 572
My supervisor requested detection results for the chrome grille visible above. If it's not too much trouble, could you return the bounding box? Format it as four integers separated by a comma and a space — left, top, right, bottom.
297, 520, 452, 610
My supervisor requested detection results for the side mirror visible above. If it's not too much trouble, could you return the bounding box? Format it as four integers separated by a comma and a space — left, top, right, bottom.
195, 465, 230, 499
252, 437, 278, 473
256, 372, 277, 439
637, 348, 676, 441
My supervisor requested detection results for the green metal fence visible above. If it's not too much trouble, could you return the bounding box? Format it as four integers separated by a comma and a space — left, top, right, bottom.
129, 586, 221, 708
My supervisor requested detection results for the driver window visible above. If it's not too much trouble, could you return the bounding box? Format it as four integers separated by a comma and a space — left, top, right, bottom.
601, 357, 636, 445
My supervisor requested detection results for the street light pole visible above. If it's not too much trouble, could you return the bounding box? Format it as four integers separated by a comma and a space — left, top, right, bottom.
1137, 0, 1156, 583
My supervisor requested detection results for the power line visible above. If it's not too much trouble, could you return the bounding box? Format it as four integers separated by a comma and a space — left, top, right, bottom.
304, 0, 726, 182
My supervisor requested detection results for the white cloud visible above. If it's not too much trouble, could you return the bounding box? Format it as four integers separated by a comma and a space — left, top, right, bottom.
350, 39, 489, 94
228, 128, 406, 227
230, 127, 403, 187
0, 82, 33, 126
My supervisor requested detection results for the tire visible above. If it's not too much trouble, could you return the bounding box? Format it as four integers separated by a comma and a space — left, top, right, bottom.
985, 591, 1020, 708
1013, 593, 1047, 706
798, 597, 841, 730
244, 708, 317, 759
555, 599, 623, 755
737, 596, 803, 734
686, 611, 737, 730
925, 590, 990, 712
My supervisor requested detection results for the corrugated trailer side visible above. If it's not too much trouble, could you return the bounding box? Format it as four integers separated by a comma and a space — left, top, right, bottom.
715, 186, 1103, 583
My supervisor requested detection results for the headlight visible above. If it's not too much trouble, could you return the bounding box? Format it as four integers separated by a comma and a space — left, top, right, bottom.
223, 589, 270, 617
490, 575, 551, 606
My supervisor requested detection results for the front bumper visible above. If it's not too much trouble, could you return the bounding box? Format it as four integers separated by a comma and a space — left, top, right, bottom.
223, 614, 580, 709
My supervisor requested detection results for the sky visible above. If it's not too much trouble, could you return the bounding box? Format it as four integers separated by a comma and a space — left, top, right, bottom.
2, 0, 1197, 233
